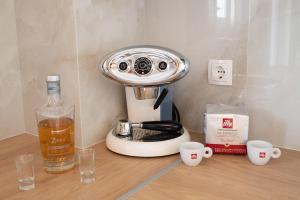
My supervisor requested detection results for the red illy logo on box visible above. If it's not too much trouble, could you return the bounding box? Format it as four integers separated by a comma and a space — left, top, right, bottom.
222, 118, 233, 128
191, 154, 197, 159
259, 152, 266, 158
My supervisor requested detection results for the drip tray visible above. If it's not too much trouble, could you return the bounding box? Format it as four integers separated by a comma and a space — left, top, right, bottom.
112, 127, 183, 142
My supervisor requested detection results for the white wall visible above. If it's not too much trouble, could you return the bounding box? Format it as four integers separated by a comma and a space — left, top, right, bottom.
0, 0, 25, 140
246, 0, 300, 150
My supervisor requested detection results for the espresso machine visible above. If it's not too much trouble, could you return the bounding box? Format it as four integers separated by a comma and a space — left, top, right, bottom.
99, 45, 190, 157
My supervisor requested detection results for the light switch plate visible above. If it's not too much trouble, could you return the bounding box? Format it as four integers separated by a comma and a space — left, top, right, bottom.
208, 59, 232, 86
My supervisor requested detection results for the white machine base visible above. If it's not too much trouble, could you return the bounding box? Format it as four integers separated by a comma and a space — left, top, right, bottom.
106, 128, 191, 157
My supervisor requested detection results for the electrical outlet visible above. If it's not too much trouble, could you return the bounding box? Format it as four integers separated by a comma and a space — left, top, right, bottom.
208, 60, 232, 86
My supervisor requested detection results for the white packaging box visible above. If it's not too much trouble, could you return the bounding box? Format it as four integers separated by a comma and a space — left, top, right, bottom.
204, 104, 249, 154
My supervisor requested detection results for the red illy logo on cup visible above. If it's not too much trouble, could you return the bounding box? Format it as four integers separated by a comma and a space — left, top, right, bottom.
191, 154, 197, 159
259, 152, 266, 158
222, 118, 233, 128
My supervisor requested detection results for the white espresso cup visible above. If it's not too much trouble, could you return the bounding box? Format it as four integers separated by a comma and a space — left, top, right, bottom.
180, 142, 213, 166
247, 140, 281, 165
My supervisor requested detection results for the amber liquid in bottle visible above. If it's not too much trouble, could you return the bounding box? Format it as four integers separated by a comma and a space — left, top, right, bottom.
37, 75, 75, 173
38, 117, 74, 169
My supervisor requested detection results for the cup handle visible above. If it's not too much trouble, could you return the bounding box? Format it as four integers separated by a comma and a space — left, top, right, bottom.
203, 147, 213, 158
271, 148, 281, 159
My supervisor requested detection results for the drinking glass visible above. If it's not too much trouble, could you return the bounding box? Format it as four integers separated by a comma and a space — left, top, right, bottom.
78, 148, 95, 184
15, 154, 35, 190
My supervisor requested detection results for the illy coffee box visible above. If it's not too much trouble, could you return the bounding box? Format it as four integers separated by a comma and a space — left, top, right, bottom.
204, 104, 249, 154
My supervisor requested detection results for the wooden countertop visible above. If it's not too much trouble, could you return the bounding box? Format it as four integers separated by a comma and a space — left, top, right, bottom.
0, 134, 178, 200
1, 133, 300, 200
131, 149, 300, 200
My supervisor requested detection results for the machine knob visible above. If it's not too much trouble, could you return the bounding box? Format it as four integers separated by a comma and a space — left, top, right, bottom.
158, 61, 168, 71
134, 57, 152, 75
118, 62, 128, 71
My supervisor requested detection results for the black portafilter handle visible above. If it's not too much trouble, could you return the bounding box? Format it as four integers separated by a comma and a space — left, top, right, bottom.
141, 120, 183, 132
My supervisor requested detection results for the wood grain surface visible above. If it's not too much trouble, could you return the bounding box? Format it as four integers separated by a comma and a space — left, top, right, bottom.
1, 133, 300, 200
131, 148, 300, 200
0, 134, 178, 200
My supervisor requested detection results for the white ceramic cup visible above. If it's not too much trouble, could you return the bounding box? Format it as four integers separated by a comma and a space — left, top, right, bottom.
180, 142, 213, 166
247, 140, 281, 165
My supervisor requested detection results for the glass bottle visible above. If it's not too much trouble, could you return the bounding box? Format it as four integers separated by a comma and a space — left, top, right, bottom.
36, 75, 75, 173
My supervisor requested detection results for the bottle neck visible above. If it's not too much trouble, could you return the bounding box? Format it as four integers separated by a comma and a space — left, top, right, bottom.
47, 81, 62, 106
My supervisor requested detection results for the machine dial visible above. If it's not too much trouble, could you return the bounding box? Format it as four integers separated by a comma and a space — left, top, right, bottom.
118, 62, 128, 71
134, 57, 152, 75
158, 61, 168, 71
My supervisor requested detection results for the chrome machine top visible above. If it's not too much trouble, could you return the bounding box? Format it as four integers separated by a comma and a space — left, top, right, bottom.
99, 45, 189, 87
